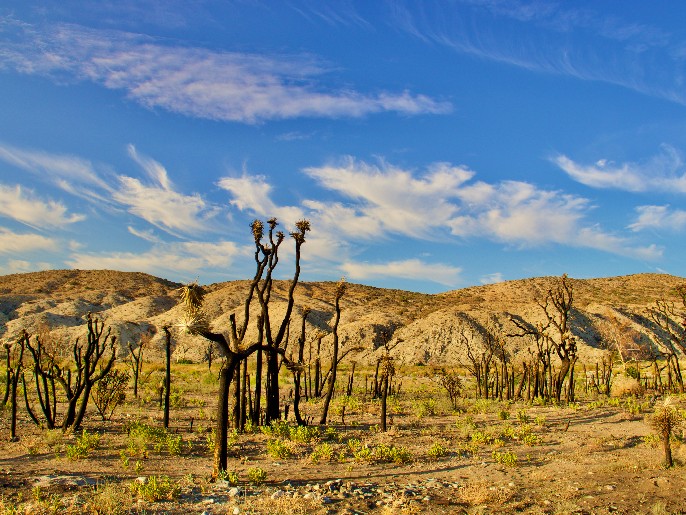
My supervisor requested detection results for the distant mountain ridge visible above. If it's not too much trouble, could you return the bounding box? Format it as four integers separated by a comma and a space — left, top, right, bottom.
0, 270, 683, 366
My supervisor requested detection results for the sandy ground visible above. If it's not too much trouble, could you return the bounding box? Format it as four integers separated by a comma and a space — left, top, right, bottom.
2, 390, 686, 514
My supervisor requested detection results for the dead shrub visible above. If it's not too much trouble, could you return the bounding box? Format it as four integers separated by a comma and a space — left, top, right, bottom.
610, 374, 643, 397
459, 480, 515, 506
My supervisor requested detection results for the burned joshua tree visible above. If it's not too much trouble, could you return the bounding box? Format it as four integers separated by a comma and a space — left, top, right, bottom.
178, 218, 309, 478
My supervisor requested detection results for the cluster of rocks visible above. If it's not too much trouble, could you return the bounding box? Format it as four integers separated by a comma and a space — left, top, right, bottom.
199, 477, 462, 513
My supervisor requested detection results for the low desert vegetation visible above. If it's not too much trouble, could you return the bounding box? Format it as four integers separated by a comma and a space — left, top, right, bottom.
2, 221, 686, 513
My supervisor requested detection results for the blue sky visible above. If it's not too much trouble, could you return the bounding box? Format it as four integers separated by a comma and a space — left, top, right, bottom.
0, 1, 685, 293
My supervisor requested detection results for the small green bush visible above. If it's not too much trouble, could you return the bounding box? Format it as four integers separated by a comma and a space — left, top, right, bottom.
492, 450, 517, 467
130, 476, 180, 501
217, 470, 239, 485
427, 442, 448, 459
247, 467, 267, 484
310, 443, 334, 463
66, 429, 101, 460
266, 439, 294, 459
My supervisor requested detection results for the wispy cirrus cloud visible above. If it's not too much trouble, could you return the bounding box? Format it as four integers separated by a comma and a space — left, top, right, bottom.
0, 141, 113, 202
553, 145, 686, 193
388, 0, 686, 105
0, 142, 223, 238
0, 184, 85, 229
0, 21, 450, 123
116, 146, 220, 237
629, 205, 686, 232
217, 174, 305, 224
127, 226, 162, 243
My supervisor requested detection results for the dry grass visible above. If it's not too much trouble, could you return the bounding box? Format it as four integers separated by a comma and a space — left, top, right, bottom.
458, 480, 515, 506
611, 374, 644, 397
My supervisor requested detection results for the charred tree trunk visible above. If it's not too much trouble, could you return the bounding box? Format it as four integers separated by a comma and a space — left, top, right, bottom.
163, 326, 172, 429
252, 350, 263, 426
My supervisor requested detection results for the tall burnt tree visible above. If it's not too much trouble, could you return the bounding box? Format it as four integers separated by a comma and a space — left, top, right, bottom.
25, 314, 116, 430
162, 326, 172, 429
6, 332, 26, 440
126, 328, 152, 399
319, 279, 346, 425
291, 307, 310, 425
179, 218, 309, 477
645, 284, 686, 393
509, 275, 578, 402
540, 274, 578, 402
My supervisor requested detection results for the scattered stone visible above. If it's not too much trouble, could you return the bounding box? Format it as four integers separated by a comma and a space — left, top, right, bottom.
33, 475, 98, 489
271, 490, 286, 499
227, 487, 242, 497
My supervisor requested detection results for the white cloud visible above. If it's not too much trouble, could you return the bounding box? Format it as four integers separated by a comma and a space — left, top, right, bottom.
0, 184, 85, 229
114, 146, 219, 236
217, 174, 304, 226
629, 205, 686, 232
341, 258, 462, 287
0, 141, 113, 202
553, 145, 686, 193
389, 1, 686, 105
449, 181, 589, 244
5, 259, 53, 274
219, 158, 659, 266
127, 226, 162, 243
1, 22, 450, 123
480, 272, 504, 285
67, 240, 243, 278
0, 227, 58, 254
304, 159, 473, 239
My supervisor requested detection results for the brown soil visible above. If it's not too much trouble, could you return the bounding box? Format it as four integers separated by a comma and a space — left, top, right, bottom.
1, 385, 685, 514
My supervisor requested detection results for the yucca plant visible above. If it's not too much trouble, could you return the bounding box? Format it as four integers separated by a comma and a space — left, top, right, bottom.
649, 397, 682, 468
178, 282, 208, 334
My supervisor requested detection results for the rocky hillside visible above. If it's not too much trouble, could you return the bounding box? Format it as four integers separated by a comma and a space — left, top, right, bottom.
0, 270, 683, 366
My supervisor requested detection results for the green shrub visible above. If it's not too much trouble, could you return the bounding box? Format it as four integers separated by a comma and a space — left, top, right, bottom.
470, 430, 493, 445
310, 443, 334, 463
516, 410, 530, 423
217, 470, 239, 485
643, 434, 660, 448
266, 439, 294, 459
427, 442, 448, 459
289, 424, 321, 443
130, 476, 180, 501
166, 434, 184, 456
66, 429, 101, 460
413, 398, 437, 417
373, 444, 412, 464
492, 450, 517, 467
247, 467, 267, 484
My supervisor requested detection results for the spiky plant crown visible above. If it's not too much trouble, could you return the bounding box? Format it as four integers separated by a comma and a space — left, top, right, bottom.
380, 353, 395, 377
178, 282, 209, 335
251, 219, 264, 242
290, 219, 311, 243
650, 397, 682, 437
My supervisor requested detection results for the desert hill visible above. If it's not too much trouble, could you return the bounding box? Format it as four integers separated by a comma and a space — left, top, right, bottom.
0, 270, 683, 366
